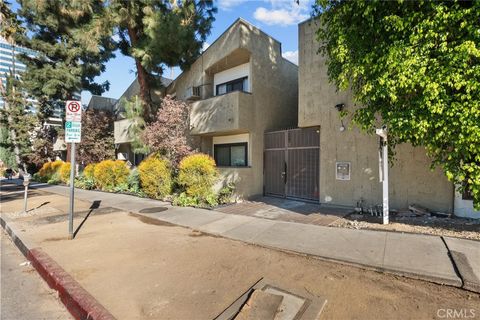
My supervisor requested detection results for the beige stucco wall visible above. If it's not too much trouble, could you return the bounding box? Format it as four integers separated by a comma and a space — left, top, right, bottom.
298, 19, 453, 212
167, 19, 298, 199
114, 118, 133, 144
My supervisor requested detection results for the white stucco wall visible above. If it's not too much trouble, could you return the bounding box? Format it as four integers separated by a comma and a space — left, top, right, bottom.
454, 189, 480, 219
213, 63, 250, 95
212, 133, 251, 166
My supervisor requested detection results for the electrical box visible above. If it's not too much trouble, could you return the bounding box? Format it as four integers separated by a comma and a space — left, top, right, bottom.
336, 162, 351, 181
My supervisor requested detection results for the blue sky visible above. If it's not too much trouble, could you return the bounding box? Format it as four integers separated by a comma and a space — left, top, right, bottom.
82, 0, 314, 104
11, 0, 314, 104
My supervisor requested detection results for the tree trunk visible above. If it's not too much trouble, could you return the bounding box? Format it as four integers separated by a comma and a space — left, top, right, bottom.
127, 26, 153, 123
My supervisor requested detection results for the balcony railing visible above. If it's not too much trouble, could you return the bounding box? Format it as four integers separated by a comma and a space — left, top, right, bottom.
190, 91, 253, 135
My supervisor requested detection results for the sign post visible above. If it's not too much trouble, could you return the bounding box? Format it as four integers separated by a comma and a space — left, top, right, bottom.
23, 174, 31, 213
376, 127, 389, 225
65, 100, 82, 239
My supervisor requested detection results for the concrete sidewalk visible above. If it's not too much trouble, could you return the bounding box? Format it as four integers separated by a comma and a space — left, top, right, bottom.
27, 181, 480, 292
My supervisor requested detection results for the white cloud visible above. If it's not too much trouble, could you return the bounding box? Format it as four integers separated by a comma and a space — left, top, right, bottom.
253, 6, 309, 26
282, 50, 298, 65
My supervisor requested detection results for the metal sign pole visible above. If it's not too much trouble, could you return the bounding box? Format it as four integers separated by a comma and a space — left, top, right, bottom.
376, 127, 389, 225
69, 142, 75, 239
23, 184, 28, 212
382, 139, 389, 225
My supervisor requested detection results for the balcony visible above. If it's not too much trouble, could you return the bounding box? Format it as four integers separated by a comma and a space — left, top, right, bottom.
190, 91, 253, 135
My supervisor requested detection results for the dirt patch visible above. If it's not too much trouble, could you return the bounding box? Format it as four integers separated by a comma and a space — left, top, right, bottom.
332, 213, 480, 240
129, 213, 175, 227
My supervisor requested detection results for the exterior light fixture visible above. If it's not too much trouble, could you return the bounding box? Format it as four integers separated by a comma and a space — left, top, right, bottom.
334, 103, 346, 132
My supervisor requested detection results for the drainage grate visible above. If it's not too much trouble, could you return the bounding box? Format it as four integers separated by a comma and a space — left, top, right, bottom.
139, 207, 168, 214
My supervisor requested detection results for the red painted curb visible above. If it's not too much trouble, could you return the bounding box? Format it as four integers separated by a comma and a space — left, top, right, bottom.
27, 248, 116, 320
1, 216, 115, 320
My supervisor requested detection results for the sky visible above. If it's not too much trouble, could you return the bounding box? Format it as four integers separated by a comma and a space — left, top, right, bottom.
11, 0, 315, 104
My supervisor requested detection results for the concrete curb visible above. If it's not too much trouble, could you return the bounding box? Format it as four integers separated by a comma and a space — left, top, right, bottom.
0, 216, 116, 320
133, 212, 464, 289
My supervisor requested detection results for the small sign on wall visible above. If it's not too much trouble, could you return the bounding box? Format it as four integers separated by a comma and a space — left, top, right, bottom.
336, 162, 351, 181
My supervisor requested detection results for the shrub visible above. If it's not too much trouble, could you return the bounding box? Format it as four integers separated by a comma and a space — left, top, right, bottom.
172, 192, 198, 207
218, 183, 236, 204
83, 163, 96, 180
74, 175, 96, 190
138, 155, 172, 199
58, 162, 71, 184
37, 160, 64, 182
177, 154, 218, 204
126, 168, 144, 195
93, 160, 129, 191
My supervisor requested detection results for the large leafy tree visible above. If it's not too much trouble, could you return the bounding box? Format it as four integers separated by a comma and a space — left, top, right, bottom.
77, 109, 115, 165
109, 0, 216, 122
314, 1, 480, 208
17, 0, 115, 102
15, 0, 116, 165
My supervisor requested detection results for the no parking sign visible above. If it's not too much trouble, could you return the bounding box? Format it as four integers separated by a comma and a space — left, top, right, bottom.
65, 100, 82, 143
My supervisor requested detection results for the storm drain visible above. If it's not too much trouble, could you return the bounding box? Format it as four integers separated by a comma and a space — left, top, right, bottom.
139, 207, 168, 214
215, 278, 327, 320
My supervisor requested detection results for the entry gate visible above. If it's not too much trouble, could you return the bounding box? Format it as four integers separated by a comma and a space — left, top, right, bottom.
264, 127, 320, 201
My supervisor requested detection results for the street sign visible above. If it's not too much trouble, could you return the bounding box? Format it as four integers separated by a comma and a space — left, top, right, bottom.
65, 120, 81, 143
66, 100, 82, 122
64, 100, 82, 239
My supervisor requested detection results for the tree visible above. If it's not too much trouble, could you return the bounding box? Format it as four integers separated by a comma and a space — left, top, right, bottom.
0, 1, 24, 41
0, 71, 36, 172
16, 0, 115, 102
142, 96, 194, 164
109, 0, 216, 122
26, 124, 58, 169
122, 95, 149, 155
77, 109, 115, 165
313, 1, 480, 208
0, 2, 32, 172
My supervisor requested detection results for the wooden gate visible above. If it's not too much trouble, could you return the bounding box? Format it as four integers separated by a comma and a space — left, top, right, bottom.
264, 127, 320, 201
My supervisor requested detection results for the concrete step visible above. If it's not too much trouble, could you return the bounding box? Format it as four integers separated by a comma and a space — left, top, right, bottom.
235, 290, 284, 320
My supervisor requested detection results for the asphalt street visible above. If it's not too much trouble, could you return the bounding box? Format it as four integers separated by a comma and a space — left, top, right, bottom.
1, 231, 71, 320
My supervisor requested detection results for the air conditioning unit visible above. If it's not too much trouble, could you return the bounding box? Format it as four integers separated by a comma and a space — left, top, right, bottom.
185, 86, 201, 100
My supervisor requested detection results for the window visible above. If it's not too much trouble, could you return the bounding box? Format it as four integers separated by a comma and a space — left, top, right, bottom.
216, 77, 248, 96
214, 143, 248, 167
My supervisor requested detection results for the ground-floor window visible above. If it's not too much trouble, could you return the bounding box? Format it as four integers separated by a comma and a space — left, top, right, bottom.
214, 142, 248, 167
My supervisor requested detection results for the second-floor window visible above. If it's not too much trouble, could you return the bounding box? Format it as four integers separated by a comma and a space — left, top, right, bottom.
216, 77, 248, 96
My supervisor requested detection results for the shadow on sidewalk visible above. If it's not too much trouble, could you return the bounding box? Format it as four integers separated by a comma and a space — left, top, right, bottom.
27, 201, 50, 212
73, 200, 101, 239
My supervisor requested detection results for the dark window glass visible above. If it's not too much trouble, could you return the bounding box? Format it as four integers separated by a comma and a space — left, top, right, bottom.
231, 145, 246, 166
215, 146, 230, 166
216, 77, 248, 95
214, 143, 248, 167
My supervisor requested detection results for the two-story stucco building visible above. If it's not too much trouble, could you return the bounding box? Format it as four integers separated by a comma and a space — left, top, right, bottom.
114, 18, 298, 198
295, 19, 479, 217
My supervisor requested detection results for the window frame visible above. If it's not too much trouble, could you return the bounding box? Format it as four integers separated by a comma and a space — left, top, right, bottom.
214, 142, 248, 167
215, 76, 248, 96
